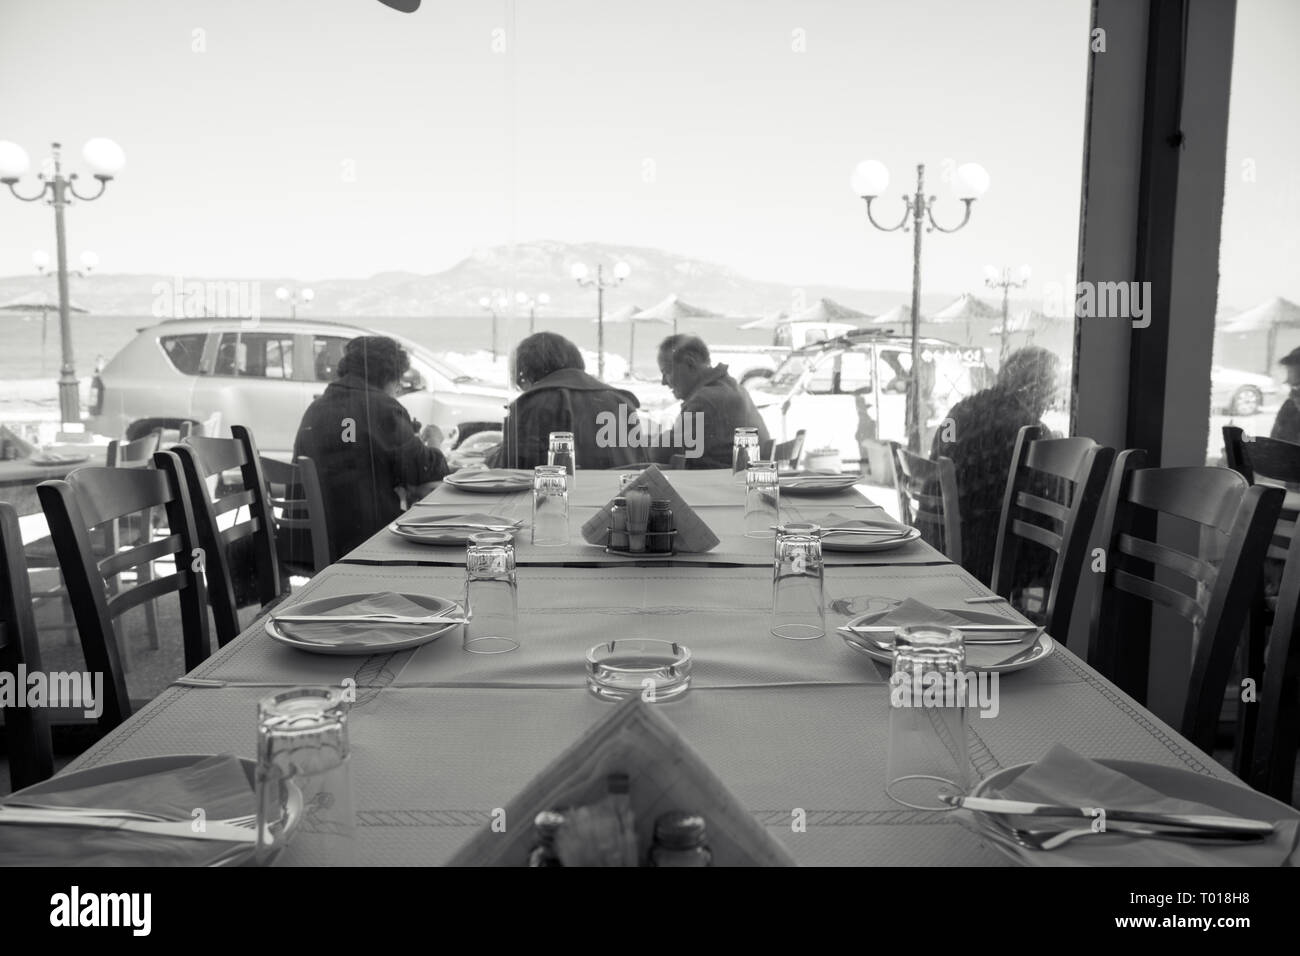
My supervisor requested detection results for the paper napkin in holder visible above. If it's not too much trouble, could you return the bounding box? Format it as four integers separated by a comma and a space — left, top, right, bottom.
580, 464, 719, 553
448, 697, 796, 866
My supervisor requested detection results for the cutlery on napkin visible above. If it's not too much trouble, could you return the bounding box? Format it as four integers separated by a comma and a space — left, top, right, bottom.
274, 592, 463, 644
808, 512, 911, 536
965, 745, 1300, 865
844, 598, 1040, 666
0, 755, 259, 866
395, 513, 521, 531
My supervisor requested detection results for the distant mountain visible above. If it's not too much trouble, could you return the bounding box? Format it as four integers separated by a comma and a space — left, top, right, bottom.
0, 240, 982, 319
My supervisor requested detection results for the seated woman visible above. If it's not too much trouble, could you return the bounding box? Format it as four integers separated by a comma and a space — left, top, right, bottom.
486, 332, 643, 470
294, 335, 449, 557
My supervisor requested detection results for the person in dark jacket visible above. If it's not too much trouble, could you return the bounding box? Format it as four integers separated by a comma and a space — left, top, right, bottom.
653, 334, 771, 468
485, 332, 643, 470
293, 336, 449, 557
930, 346, 1060, 587
1270, 348, 1300, 443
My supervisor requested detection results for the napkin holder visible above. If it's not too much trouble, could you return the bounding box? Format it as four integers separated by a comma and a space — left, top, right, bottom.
447, 698, 797, 866
580, 464, 719, 553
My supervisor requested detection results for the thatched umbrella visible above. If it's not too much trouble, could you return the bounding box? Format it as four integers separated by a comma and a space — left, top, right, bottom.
0, 291, 91, 376
931, 293, 1000, 344
597, 304, 666, 374
633, 294, 723, 338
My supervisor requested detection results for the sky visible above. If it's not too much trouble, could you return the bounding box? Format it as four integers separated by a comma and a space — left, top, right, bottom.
0, 0, 1294, 307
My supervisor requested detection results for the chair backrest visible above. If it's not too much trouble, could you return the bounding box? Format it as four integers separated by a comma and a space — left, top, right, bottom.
0, 503, 54, 790
1222, 425, 1300, 561
180, 411, 223, 440
1087, 450, 1282, 750
889, 441, 962, 565
37, 453, 212, 731
1242, 519, 1300, 802
106, 428, 162, 469
173, 426, 284, 645
773, 430, 806, 471
992, 426, 1115, 642
260, 455, 333, 572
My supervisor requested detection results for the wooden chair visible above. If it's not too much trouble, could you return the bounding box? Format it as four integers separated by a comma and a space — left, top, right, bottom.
0, 503, 55, 791
179, 411, 222, 440
105, 428, 164, 655
172, 426, 286, 646
991, 426, 1115, 642
1242, 521, 1300, 803
889, 441, 962, 564
37, 452, 212, 733
1087, 450, 1282, 756
260, 455, 333, 574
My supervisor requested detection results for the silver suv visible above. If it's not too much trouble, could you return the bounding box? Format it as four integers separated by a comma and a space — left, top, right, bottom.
88, 318, 512, 455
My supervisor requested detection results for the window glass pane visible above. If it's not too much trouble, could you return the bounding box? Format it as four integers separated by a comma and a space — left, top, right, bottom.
807, 355, 835, 394
159, 333, 207, 375
838, 350, 873, 393
214, 332, 239, 377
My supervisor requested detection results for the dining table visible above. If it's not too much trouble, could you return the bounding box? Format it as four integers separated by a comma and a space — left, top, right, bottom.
53, 467, 1264, 866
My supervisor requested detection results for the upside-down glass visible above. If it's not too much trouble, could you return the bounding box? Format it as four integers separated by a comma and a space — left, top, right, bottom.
732, 427, 761, 482
532, 465, 569, 547
744, 460, 780, 537
886, 625, 971, 811
548, 431, 576, 486
771, 523, 824, 639
464, 531, 519, 653
256, 686, 356, 866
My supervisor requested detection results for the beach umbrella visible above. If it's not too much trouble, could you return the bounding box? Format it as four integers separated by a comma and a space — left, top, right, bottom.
0, 292, 91, 376
870, 303, 924, 328
1218, 297, 1300, 372
633, 294, 723, 338
789, 297, 874, 324
597, 304, 664, 374
931, 293, 1000, 344
738, 310, 789, 331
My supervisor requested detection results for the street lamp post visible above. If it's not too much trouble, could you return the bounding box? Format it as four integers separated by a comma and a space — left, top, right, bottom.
0, 139, 124, 426
34, 248, 97, 376
515, 291, 550, 336
478, 293, 509, 361
571, 261, 630, 381
852, 160, 988, 452
984, 264, 1032, 367
276, 286, 314, 319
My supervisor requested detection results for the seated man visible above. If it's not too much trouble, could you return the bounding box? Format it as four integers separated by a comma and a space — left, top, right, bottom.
653, 334, 770, 469
485, 332, 643, 470
294, 335, 449, 557
1270, 347, 1300, 443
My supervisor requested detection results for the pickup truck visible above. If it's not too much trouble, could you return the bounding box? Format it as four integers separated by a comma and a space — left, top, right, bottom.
708, 320, 861, 386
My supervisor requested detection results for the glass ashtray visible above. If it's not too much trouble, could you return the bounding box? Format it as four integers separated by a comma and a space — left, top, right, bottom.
586, 639, 692, 703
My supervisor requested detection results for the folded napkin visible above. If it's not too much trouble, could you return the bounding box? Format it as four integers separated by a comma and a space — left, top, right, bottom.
979, 744, 1300, 866
0, 754, 256, 866
276, 591, 458, 646
580, 464, 719, 553
810, 512, 910, 535
395, 512, 519, 530
866, 598, 1039, 668
447, 469, 532, 485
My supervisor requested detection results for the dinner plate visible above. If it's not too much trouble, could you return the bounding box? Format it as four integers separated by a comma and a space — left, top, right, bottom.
778, 473, 862, 495
819, 525, 921, 552
839, 608, 1052, 673
443, 469, 534, 494
967, 759, 1300, 867
8, 754, 303, 867
29, 454, 90, 467
388, 516, 519, 546
265, 592, 460, 654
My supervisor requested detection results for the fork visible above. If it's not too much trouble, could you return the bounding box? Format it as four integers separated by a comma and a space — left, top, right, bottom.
983, 819, 1268, 851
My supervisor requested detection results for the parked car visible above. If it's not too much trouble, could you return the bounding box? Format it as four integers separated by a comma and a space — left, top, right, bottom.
708, 320, 861, 386
88, 318, 512, 456
747, 330, 991, 466
1210, 365, 1278, 416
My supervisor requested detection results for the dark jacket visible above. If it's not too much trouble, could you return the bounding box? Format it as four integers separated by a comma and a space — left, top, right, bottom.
293, 374, 449, 557
486, 367, 643, 470
1272, 396, 1300, 443
654, 364, 771, 469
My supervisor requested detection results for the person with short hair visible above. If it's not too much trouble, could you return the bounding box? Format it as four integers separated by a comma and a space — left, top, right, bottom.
486, 332, 643, 470
293, 335, 448, 557
654, 334, 770, 468
1270, 348, 1300, 443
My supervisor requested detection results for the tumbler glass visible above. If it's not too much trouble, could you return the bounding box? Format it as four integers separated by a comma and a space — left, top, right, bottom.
771, 523, 824, 639
464, 531, 519, 654
886, 625, 971, 810
732, 427, 761, 482
532, 465, 569, 547
744, 460, 780, 537
548, 431, 576, 486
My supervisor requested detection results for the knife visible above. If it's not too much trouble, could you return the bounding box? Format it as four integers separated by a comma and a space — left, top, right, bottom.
944, 795, 1276, 834
837, 624, 1033, 644
0, 810, 256, 842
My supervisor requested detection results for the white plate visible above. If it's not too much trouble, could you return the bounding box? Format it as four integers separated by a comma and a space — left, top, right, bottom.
266, 592, 460, 655
819, 525, 921, 552
388, 517, 519, 546
839, 607, 1052, 673
7, 754, 302, 867
778, 474, 862, 495
968, 759, 1300, 867
443, 469, 533, 494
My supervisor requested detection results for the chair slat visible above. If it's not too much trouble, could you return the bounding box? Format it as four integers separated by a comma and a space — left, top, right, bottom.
212, 489, 256, 516
105, 570, 192, 619
1008, 518, 1062, 553
98, 533, 185, 579
1112, 569, 1206, 625
185, 434, 248, 474
1014, 491, 1070, 524
1115, 532, 1219, 588
66, 467, 174, 528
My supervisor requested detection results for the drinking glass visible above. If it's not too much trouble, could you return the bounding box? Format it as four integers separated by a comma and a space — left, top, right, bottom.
771, 523, 824, 639
886, 625, 971, 810
744, 460, 780, 537
464, 531, 519, 653
532, 465, 569, 547
732, 427, 761, 482
548, 431, 576, 486
256, 686, 356, 866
